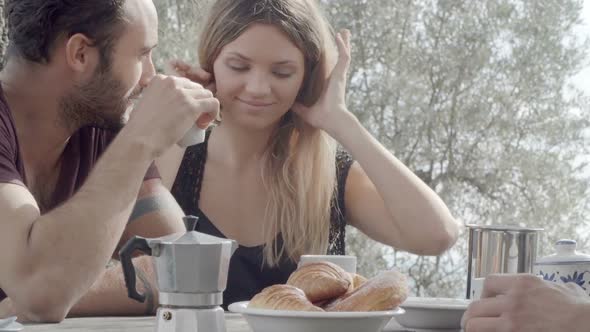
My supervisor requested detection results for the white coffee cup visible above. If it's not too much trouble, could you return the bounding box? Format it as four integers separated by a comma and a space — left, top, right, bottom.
470, 277, 485, 300
177, 125, 206, 147
298, 255, 357, 274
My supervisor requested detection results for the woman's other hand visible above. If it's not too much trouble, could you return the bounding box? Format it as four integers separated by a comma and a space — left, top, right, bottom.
292, 29, 352, 134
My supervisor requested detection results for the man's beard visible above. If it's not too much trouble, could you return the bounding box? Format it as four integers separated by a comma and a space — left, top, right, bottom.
58, 62, 140, 132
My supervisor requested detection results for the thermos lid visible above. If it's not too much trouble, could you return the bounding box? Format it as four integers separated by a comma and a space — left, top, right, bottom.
536, 239, 590, 264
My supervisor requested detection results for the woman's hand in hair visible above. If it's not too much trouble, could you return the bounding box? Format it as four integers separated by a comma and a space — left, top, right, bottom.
168, 60, 217, 94
292, 29, 352, 135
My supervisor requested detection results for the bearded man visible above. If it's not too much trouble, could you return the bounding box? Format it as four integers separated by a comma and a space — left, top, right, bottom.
0, 0, 218, 322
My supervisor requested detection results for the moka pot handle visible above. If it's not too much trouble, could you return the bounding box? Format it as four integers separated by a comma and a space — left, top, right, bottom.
118, 236, 153, 303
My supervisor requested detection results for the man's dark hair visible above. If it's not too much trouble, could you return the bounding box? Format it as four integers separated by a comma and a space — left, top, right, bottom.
5, 0, 127, 66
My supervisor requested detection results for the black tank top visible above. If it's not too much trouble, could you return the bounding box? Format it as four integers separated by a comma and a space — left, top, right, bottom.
171, 130, 354, 309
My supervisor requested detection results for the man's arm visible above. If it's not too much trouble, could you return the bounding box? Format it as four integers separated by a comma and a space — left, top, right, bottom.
0, 75, 218, 322
67, 179, 186, 317
67, 257, 157, 317
0, 132, 153, 322
1, 257, 157, 320
118, 178, 186, 247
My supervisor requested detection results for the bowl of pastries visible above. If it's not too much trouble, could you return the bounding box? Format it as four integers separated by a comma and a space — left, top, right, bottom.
228, 261, 408, 332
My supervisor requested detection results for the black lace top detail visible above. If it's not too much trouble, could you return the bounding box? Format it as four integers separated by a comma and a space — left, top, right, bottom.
171, 130, 354, 308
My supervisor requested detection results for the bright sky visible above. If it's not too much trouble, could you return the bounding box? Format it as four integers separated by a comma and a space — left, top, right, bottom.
571, 1, 590, 94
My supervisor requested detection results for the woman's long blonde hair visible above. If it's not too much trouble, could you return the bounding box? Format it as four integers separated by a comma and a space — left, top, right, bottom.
198, 0, 339, 266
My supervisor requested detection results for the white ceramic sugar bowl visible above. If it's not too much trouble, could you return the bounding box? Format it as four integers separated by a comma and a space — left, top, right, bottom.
533, 239, 590, 295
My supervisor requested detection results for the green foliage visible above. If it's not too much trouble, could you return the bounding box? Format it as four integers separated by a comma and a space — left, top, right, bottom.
326, 0, 590, 297
152, 0, 211, 71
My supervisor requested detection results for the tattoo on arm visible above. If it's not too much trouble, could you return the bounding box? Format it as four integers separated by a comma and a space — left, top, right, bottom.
128, 194, 181, 224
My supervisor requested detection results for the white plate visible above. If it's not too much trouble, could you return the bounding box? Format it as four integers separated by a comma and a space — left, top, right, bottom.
229, 301, 405, 332
395, 297, 470, 330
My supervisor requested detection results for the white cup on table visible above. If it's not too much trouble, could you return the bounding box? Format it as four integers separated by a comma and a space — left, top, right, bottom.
298, 255, 357, 274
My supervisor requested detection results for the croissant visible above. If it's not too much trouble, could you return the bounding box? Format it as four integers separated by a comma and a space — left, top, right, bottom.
325, 270, 409, 312
350, 273, 368, 290
287, 261, 352, 302
316, 273, 368, 309
248, 284, 324, 312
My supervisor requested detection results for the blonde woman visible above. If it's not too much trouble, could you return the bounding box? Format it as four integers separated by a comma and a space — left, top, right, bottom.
157, 0, 460, 308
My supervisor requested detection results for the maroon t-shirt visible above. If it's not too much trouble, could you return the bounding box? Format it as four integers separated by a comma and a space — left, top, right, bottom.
0, 87, 159, 302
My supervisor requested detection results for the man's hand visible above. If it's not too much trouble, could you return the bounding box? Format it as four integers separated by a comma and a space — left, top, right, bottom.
462, 274, 590, 332
124, 75, 219, 158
